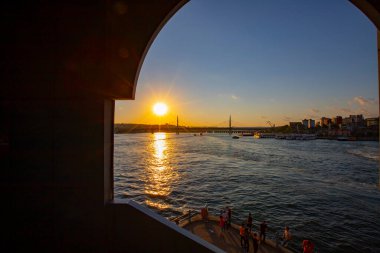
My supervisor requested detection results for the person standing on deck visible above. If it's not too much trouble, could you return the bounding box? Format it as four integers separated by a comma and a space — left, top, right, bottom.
302, 239, 315, 253
252, 233, 259, 253
201, 204, 208, 223
219, 215, 225, 240
282, 226, 292, 247
227, 206, 232, 229
243, 228, 250, 253
219, 215, 225, 232
219, 208, 224, 217
239, 223, 245, 247
247, 212, 253, 232
223, 208, 229, 231
260, 220, 268, 243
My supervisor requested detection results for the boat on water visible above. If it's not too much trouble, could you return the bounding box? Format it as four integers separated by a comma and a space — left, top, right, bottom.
254, 132, 276, 139
171, 210, 294, 253
336, 136, 348, 141
232, 135, 240, 139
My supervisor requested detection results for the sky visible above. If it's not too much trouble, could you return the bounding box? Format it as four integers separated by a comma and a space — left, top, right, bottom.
115, 0, 378, 127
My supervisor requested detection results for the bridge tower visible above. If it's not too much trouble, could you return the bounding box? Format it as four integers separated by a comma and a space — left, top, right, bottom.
229, 115, 232, 135
176, 115, 179, 135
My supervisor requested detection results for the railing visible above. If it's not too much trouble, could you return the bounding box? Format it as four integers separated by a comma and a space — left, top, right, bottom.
170, 209, 199, 225
171, 206, 309, 253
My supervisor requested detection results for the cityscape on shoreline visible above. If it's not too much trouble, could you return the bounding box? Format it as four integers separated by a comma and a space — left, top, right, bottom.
115, 114, 379, 141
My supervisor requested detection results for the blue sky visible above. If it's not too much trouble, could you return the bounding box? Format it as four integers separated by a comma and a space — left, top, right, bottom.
115, 0, 378, 127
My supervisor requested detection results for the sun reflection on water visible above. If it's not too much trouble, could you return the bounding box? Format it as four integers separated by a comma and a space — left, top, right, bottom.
153, 133, 166, 171
144, 133, 178, 209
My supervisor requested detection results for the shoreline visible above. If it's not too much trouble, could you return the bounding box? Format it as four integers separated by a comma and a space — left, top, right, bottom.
114, 132, 379, 141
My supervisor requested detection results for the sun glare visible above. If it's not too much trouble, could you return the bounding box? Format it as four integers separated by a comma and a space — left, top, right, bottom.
153, 102, 168, 116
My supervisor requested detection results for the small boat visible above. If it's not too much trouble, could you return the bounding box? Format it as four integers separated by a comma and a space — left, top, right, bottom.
254, 132, 276, 139
232, 136, 239, 139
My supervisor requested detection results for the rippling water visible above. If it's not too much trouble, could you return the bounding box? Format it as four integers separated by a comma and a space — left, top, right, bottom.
114, 133, 380, 253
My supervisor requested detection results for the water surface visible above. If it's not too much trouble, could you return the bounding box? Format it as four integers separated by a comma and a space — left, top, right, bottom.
114, 133, 380, 253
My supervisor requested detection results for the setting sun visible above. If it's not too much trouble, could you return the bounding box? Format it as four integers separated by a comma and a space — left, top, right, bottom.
153, 102, 168, 116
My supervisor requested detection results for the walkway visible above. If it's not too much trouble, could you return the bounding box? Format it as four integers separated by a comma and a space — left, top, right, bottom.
181, 215, 293, 253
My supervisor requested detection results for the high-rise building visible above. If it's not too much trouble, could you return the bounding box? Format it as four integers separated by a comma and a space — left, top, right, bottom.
351, 114, 364, 126
332, 116, 342, 125
342, 114, 365, 129
308, 119, 315, 128
302, 119, 308, 128
320, 117, 331, 127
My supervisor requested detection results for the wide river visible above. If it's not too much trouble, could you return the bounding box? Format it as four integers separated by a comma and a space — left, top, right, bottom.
114, 133, 380, 253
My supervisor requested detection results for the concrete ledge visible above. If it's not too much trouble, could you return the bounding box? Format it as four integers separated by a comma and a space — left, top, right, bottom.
107, 200, 224, 253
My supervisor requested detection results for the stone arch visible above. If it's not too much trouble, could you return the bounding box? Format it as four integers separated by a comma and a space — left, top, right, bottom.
350, 0, 380, 30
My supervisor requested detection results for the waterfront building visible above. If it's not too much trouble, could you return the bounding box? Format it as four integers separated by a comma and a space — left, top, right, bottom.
320, 117, 331, 127
302, 119, 308, 128
342, 114, 365, 129
308, 119, 315, 128
332, 116, 342, 128
289, 122, 303, 131
351, 114, 364, 127
342, 117, 351, 129
366, 117, 379, 128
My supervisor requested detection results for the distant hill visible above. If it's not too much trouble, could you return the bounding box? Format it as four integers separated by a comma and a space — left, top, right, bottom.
114, 123, 267, 134
114, 123, 199, 133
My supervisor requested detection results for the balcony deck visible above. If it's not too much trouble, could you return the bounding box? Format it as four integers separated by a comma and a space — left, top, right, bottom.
179, 214, 294, 253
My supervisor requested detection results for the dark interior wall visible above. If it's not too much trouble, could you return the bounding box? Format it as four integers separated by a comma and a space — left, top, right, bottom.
1, 98, 108, 252
0, 2, 106, 100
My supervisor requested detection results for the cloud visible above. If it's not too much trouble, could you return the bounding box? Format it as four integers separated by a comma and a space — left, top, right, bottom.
353, 96, 369, 106
311, 108, 320, 114
306, 108, 320, 119
340, 108, 353, 114
308, 115, 318, 119
261, 115, 267, 119
353, 96, 376, 106
217, 93, 240, 101
359, 108, 369, 115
